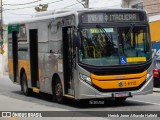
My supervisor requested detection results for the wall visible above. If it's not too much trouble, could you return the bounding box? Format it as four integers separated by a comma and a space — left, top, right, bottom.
122, 0, 160, 16
122, 0, 143, 8
143, 0, 160, 16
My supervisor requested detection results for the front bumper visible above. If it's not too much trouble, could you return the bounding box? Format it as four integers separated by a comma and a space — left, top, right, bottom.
77, 75, 153, 99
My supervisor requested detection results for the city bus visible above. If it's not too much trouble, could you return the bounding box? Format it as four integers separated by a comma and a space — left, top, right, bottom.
8, 8, 153, 103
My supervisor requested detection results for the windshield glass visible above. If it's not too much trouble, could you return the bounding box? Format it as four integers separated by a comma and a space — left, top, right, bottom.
79, 26, 151, 66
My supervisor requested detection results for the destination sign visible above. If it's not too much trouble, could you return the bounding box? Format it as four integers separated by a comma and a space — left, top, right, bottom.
81, 12, 145, 23
106, 13, 137, 22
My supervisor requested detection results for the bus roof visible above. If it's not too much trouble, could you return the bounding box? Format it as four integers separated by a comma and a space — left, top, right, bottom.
8, 11, 77, 25
8, 8, 146, 25
149, 15, 160, 22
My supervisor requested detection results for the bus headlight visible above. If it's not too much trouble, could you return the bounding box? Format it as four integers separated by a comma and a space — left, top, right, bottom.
80, 73, 92, 84
146, 70, 152, 79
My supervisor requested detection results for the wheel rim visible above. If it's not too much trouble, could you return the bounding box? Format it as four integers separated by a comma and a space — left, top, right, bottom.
55, 82, 63, 101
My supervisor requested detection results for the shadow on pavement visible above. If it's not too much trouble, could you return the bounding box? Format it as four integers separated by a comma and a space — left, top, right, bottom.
9, 90, 152, 109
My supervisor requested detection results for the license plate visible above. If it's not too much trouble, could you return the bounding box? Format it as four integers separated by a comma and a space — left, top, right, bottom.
114, 92, 129, 98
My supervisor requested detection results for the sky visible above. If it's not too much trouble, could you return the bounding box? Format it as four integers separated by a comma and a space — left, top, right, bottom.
3, 0, 122, 24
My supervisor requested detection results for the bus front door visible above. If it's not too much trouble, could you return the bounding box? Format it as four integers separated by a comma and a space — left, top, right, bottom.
63, 27, 75, 96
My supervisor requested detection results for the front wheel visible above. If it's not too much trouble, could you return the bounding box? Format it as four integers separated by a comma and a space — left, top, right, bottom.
54, 78, 65, 104
21, 72, 31, 96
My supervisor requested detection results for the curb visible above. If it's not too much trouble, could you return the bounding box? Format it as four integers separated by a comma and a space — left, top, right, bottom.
153, 88, 160, 92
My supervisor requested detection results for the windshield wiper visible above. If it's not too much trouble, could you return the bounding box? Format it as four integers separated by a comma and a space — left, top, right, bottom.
96, 24, 114, 45
124, 23, 135, 42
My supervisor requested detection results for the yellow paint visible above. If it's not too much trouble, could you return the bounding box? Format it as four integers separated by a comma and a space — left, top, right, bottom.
0, 49, 5, 54
90, 28, 99, 33
8, 59, 13, 76
92, 75, 146, 89
137, 32, 144, 44
38, 64, 41, 81
91, 70, 147, 80
91, 71, 147, 89
64, 94, 75, 99
18, 60, 31, 80
150, 20, 160, 42
9, 59, 41, 82
54, 64, 58, 71
32, 87, 39, 93
127, 57, 146, 62
9, 117, 21, 120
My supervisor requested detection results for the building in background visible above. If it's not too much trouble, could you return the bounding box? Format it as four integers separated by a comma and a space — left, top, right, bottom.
0, 24, 7, 76
0, 0, 1, 41
121, 0, 143, 9
0, 0, 2, 75
144, 0, 160, 16
121, 0, 160, 16
0, 0, 8, 75
122, 0, 160, 60
2, 25, 8, 74
121, 0, 160, 41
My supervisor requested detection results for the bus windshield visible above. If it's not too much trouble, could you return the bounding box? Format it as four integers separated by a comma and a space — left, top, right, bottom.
79, 26, 151, 66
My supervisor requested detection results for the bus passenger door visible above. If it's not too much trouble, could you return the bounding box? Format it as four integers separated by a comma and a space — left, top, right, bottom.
12, 31, 18, 82
29, 29, 39, 88
63, 27, 75, 96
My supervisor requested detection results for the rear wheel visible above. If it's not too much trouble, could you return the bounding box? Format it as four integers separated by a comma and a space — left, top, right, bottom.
54, 78, 65, 104
21, 72, 31, 96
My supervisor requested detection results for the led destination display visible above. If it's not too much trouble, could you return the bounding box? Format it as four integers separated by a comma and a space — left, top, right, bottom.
81, 12, 145, 23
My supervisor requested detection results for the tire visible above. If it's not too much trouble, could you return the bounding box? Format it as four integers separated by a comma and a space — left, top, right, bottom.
54, 77, 65, 104
21, 72, 31, 96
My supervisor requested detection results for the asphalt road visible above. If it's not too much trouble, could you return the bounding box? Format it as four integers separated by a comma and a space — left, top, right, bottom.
0, 75, 160, 120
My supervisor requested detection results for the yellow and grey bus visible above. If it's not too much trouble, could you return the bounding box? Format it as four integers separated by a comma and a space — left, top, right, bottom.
8, 8, 153, 103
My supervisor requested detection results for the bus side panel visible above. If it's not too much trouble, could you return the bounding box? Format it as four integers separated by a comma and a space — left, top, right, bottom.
37, 20, 64, 94
18, 24, 32, 88
45, 16, 76, 95
37, 21, 49, 92
47, 20, 63, 94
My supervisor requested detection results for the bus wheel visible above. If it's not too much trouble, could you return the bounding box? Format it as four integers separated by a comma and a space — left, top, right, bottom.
55, 78, 64, 104
115, 97, 127, 102
21, 72, 30, 96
